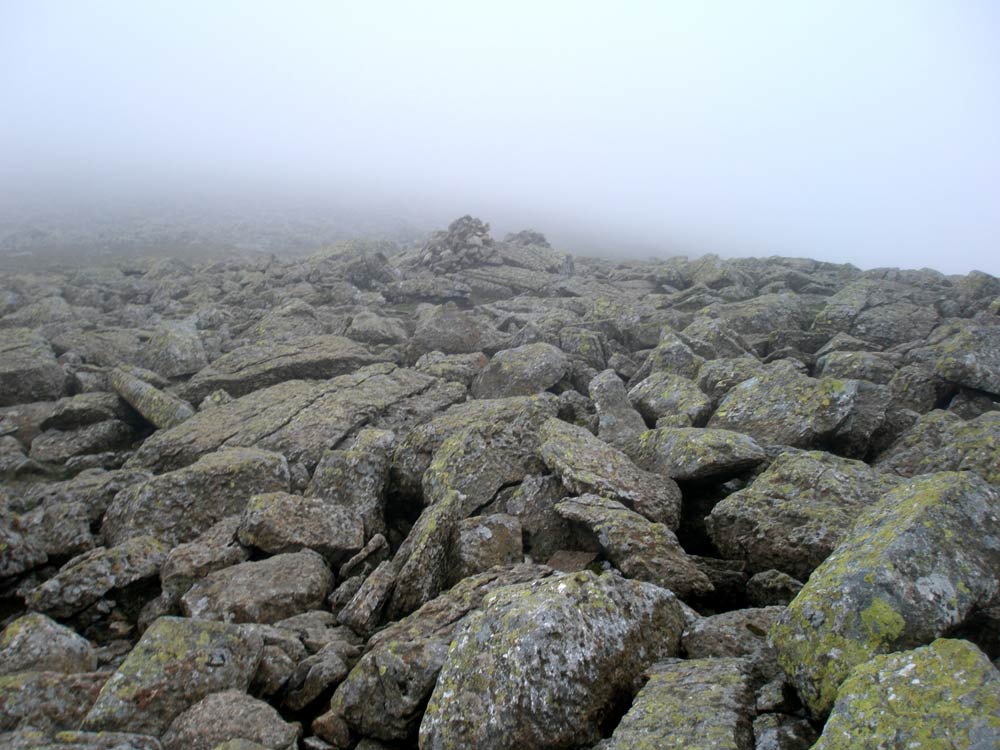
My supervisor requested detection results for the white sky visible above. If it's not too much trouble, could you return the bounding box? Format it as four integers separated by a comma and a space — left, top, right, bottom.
1, 1, 998, 273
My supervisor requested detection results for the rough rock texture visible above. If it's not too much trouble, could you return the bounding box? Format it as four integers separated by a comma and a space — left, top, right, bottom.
237, 492, 364, 563
0, 670, 109, 732
0, 612, 97, 674
419, 571, 686, 750
813, 639, 1000, 749
770, 471, 1000, 716
0, 328, 66, 406
707, 450, 901, 578
595, 658, 755, 750
161, 690, 299, 750
589, 368, 647, 451
82, 617, 263, 735
470, 342, 570, 398
109, 367, 195, 429
631, 426, 766, 481
628, 371, 713, 427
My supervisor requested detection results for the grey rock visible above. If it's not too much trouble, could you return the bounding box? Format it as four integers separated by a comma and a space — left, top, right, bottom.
631, 427, 766, 480
0, 670, 108, 732
160, 516, 249, 598
628, 371, 712, 427
0, 613, 97, 674
109, 368, 195, 429
0, 328, 66, 407
588, 368, 647, 451
452, 513, 522, 582
237, 492, 363, 564
161, 690, 299, 750
471, 342, 570, 399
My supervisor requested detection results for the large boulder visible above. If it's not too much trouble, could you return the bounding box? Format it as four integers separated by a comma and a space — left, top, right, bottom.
109, 368, 195, 429
0, 328, 66, 406
161, 690, 299, 750
0, 613, 96, 675
82, 617, 263, 735
706, 450, 901, 579
538, 417, 682, 528
926, 320, 1000, 396
419, 571, 686, 750
103, 447, 290, 546
628, 372, 712, 427
708, 362, 889, 458
630, 427, 766, 481
237, 492, 364, 563
470, 342, 570, 399
178, 334, 389, 403
555, 495, 712, 598
589, 369, 647, 451
142, 319, 208, 379
0, 670, 108, 732
180, 550, 334, 624
770, 472, 1000, 716
594, 658, 755, 750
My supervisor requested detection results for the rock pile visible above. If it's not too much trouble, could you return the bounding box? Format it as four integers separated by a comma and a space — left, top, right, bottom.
1, 218, 999, 749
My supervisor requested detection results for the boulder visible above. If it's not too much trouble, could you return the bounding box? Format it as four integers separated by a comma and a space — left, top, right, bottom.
180, 550, 334, 624
237, 492, 364, 563
161, 690, 299, 750
682, 607, 784, 661
160, 516, 249, 598
452, 513, 523, 582
470, 342, 570, 398
588, 368, 647, 451
0, 613, 96, 674
419, 571, 686, 750
555, 495, 712, 598
103, 447, 290, 546
538, 417, 682, 528
142, 320, 208, 379
813, 639, 1000, 749
82, 617, 263, 735
0, 670, 108, 732
0, 328, 66, 406
930, 320, 1000, 396
707, 450, 901, 579
28, 420, 134, 465
770, 472, 1000, 716
628, 371, 712, 427
631, 427, 767, 481
109, 367, 195, 429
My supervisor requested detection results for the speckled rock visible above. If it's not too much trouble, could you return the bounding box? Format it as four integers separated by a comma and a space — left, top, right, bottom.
181, 550, 333, 624
556, 495, 712, 598
747, 570, 803, 607
594, 658, 755, 750
419, 570, 686, 750
815, 350, 898, 384
0, 729, 164, 749
0, 327, 67, 407
708, 362, 889, 458
178, 334, 389, 403
103, 447, 290, 546
109, 368, 195, 430
25, 535, 169, 618
753, 714, 817, 750
161, 690, 299, 750
29, 420, 134, 465
237, 492, 363, 564
631, 427, 766, 481
82, 617, 263, 736
628, 371, 712, 427
538, 417, 682, 528
928, 320, 1000, 396
0, 670, 108, 732
589, 368, 648, 451
813, 639, 1000, 750
20, 467, 152, 522
452, 514, 523, 582
502, 473, 589, 562
141, 320, 208, 379
40, 392, 131, 432
315, 564, 553, 746
160, 516, 249, 598
414, 351, 489, 386
707, 450, 901, 579
470, 342, 570, 398
682, 607, 784, 661
696, 357, 767, 406
875, 409, 1000, 486
811, 278, 940, 348
770, 472, 1000, 716
0, 613, 97, 674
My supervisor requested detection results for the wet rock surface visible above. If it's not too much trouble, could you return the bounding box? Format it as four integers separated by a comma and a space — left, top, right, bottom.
1, 224, 998, 748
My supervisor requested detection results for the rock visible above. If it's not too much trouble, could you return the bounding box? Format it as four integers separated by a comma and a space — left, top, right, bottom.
0, 670, 108, 732
696, 357, 767, 405
282, 641, 353, 712
237, 492, 364, 563
632, 331, 705, 382
753, 714, 818, 750
0, 613, 97, 674
109, 368, 195, 429
538, 417, 682, 528
82, 617, 263, 736
180, 550, 333, 624
452, 514, 522, 582
315, 564, 553, 746
470, 342, 570, 398
747, 570, 803, 607
0, 729, 164, 749
811, 278, 940, 348
0, 504, 49, 579
815, 350, 897, 384
419, 571, 686, 750
770, 471, 1000, 716
875, 410, 1000, 486
409, 305, 508, 357
20, 467, 152, 522
306, 429, 395, 541
128, 364, 456, 473
25, 535, 169, 618
588, 369, 647, 451
103, 447, 290, 546
178, 335, 389, 403
631, 427, 767, 481
10, 498, 94, 565
502, 474, 588, 562
142, 320, 208, 378
555, 495, 712, 598
160, 516, 249, 598
0, 328, 67, 406
414, 350, 488, 385
707, 450, 901, 579
594, 658, 755, 750
813, 639, 1000, 750
161, 690, 299, 750
929, 320, 1000, 396
628, 371, 712, 426
708, 362, 889, 458
682, 607, 783, 660
29, 420, 134, 465
40, 392, 131, 432
345, 312, 406, 346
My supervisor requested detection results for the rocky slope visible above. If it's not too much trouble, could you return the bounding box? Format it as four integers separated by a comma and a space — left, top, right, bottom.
1, 216, 999, 749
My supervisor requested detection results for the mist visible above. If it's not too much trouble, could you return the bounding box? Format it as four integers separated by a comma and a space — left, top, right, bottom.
2, 1, 998, 273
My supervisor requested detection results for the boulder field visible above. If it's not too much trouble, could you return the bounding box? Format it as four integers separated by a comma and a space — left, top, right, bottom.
2, 218, 1000, 748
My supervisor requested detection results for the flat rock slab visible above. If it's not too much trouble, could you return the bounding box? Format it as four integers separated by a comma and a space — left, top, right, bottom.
178, 334, 390, 402
814, 639, 1000, 750
419, 570, 685, 750
595, 658, 755, 750
82, 616, 263, 736
631, 426, 766, 481
104, 447, 290, 546
770, 471, 1000, 716
127, 364, 453, 473
0, 327, 66, 407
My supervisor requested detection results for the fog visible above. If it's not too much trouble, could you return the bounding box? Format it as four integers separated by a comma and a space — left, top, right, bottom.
2, 1, 998, 273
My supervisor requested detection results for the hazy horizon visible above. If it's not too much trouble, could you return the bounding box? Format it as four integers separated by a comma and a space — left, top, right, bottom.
2, 2, 998, 274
